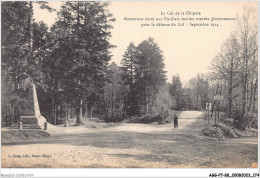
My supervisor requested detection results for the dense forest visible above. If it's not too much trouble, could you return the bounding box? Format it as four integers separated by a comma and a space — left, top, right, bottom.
2, 1, 116, 125
1, 2, 258, 130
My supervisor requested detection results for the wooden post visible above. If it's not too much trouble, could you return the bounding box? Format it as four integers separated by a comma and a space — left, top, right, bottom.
84, 103, 88, 120
161, 107, 165, 122
214, 105, 217, 125
207, 104, 210, 124
90, 106, 93, 118
79, 99, 83, 120
19, 121, 22, 130
217, 101, 220, 124
44, 122, 47, 130
64, 120, 68, 127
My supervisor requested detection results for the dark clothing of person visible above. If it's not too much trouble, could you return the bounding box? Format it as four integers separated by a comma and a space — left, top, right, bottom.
174, 115, 178, 128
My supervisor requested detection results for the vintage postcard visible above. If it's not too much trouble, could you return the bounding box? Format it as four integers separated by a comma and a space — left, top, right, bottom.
1, 1, 259, 177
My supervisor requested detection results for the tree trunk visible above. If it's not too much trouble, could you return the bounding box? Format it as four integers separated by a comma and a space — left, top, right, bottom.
241, 25, 249, 118
111, 97, 114, 119
228, 56, 234, 116
119, 92, 122, 116
55, 104, 59, 125
252, 77, 258, 112
84, 103, 88, 119
66, 104, 69, 121
211, 84, 219, 119
130, 57, 133, 91
77, 99, 83, 124
52, 95, 56, 125
90, 106, 93, 118
79, 99, 83, 120
29, 2, 33, 51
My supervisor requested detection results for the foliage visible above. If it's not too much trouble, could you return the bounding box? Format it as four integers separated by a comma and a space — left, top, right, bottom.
104, 62, 128, 121
210, 7, 258, 129
1, 1, 115, 125
185, 74, 210, 110
1, 2, 257, 129
120, 38, 167, 116
169, 75, 185, 110
154, 84, 173, 115
2, 2, 40, 124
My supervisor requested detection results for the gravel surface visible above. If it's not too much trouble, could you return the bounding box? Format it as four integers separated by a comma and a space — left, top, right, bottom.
1, 111, 258, 168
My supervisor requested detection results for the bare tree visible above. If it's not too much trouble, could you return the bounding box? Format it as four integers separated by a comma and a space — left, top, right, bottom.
211, 33, 241, 116
237, 7, 258, 128
210, 6, 258, 130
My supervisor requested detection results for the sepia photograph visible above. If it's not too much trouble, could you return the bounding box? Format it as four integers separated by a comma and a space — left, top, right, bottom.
1, 0, 259, 177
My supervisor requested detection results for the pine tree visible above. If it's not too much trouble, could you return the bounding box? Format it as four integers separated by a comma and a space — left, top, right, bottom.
1, 2, 53, 125
104, 62, 127, 121
47, 2, 115, 124
2, 2, 32, 124
121, 43, 137, 90
134, 37, 166, 115
169, 75, 185, 110
27, 1, 54, 82
121, 43, 138, 115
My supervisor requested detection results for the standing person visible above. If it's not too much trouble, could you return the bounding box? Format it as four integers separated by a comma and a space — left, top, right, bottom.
161, 106, 165, 122
174, 113, 178, 128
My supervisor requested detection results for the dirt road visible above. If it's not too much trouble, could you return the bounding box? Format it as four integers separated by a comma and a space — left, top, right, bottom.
1, 111, 258, 168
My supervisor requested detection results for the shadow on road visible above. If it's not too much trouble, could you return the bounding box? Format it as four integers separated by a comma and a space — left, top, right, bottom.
2, 111, 258, 168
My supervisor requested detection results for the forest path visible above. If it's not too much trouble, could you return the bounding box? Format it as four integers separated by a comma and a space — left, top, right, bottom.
1, 111, 258, 168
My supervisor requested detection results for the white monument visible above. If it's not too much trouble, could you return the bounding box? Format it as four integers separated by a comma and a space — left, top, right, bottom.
20, 83, 49, 129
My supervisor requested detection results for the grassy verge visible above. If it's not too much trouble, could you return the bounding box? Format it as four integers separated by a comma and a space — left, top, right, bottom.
2, 129, 50, 144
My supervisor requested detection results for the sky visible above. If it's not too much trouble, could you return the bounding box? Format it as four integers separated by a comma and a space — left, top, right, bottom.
33, 1, 257, 84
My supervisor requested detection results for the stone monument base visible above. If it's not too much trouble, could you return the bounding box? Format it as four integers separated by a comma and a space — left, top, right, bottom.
9, 83, 55, 130
9, 116, 54, 130
20, 115, 47, 129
